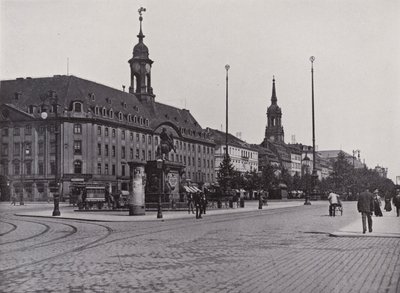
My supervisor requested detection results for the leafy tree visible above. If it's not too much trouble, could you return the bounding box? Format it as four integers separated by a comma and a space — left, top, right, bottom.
260, 164, 278, 191
0, 175, 11, 201
217, 154, 235, 194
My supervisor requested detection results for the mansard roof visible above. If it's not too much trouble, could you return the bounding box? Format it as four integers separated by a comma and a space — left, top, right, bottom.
207, 128, 257, 152
0, 75, 213, 145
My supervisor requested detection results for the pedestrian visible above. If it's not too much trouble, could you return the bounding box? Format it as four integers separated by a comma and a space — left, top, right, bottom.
187, 193, 194, 214
357, 187, 375, 234
384, 191, 392, 212
10, 194, 16, 206
194, 192, 202, 219
327, 190, 340, 217
201, 193, 207, 215
393, 189, 400, 217
373, 189, 383, 217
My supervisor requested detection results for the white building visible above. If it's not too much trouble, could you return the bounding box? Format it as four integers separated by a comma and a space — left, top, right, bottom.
206, 128, 258, 180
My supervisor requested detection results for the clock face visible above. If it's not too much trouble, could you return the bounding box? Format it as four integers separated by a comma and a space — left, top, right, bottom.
145, 64, 151, 73
132, 63, 140, 72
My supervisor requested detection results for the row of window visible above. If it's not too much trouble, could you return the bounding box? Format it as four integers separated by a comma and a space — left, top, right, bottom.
3, 161, 56, 176
93, 104, 150, 126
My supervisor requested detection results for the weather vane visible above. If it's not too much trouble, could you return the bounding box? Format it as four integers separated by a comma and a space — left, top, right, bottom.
138, 7, 146, 18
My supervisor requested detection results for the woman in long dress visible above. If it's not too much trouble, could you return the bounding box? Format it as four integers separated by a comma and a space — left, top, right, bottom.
373, 190, 383, 217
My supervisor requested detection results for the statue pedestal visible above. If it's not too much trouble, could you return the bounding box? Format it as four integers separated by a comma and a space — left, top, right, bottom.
145, 160, 185, 205
127, 162, 146, 216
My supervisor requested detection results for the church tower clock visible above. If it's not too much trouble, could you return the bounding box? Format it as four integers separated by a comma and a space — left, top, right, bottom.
128, 7, 155, 104
264, 77, 285, 143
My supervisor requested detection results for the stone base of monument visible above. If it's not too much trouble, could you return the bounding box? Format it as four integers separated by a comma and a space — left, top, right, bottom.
129, 204, 145, 216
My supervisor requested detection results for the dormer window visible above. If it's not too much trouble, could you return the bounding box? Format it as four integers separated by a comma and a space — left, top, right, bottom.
73, 102, 83, 112
102, 107, 107, 117
88, 93, 95, 101
133, 105, 139, 112
14, 92, 21, 101
127, 114, 132, 122
106, 98, 112, 104
145, 119, 149, 126
133, 115, 137, 123
118, 112, 123, 120
109, 109, 114, 119
28, 105, 35, 114
95, 106, 100, 115
139, 117, 143, 125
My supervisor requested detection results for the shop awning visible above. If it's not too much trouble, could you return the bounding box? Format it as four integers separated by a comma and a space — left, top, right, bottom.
183, 186, 200, 193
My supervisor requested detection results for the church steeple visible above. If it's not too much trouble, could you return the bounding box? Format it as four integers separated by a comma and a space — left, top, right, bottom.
128, 7, 155, 104
264, 76, 284, 143
271, 75, 277, 104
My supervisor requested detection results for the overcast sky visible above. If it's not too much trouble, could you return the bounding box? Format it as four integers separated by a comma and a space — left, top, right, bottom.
1, 0, 399, 182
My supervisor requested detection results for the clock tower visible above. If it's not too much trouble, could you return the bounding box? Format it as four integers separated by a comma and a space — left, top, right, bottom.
264, 77, 284, 143
128, 7, 155, 103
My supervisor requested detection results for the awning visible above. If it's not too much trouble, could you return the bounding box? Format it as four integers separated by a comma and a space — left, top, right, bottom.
183, 186, 200, 193
192, 186, 201, 193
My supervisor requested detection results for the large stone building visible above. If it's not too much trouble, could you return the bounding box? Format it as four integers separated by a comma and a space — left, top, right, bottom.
0, 13, 215, 201
207, 128, 258, 179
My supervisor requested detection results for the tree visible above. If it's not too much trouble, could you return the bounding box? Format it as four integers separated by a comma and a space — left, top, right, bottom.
0, 175, 11, 201
217, 154, 235, 194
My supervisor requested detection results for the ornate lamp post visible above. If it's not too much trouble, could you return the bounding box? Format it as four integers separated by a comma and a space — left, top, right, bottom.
302, 153, 311, 204
156, 158, 163, 219
40, 91, 60, 216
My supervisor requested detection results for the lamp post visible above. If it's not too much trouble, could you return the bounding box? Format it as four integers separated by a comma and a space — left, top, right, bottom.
156, 158, 163, 219
352, 149, 360, 198
40, 91, 60, 216
302, 153, 311, 204
225, 64, 230, 158
307, 56, 317, 205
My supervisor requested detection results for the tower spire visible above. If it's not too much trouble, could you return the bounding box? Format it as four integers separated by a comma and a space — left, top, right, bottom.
271, 76, 277, 104
137, 7, 146, 42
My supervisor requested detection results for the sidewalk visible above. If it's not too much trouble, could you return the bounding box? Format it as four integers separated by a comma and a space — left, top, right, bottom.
331, 213, 400, 238
13, 200, 304, 222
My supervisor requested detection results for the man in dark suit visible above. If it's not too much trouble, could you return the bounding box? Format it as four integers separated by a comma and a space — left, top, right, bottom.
357, 187, 375, 234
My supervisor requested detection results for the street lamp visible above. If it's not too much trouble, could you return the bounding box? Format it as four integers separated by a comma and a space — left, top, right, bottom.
156, 158, 163, 219
19, 142, 30, 205
308, 56, 318, 205
40, 91, 60, 216
352, 149, 360, 197
302, 153, 311, 204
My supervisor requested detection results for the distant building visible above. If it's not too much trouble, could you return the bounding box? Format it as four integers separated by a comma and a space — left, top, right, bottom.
374, 165, 388, 178
207, 128, 258, 179
318, 150, 365, 169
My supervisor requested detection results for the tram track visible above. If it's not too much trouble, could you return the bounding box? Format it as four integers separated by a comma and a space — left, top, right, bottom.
0, 205, 315, 274
0, 221, 113, 274
0, 219, 51, 245
0, 221, 17, 237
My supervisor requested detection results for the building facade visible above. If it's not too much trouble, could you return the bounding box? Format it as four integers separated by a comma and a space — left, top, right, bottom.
207, 128, 258, 180
0, 13, 215, 201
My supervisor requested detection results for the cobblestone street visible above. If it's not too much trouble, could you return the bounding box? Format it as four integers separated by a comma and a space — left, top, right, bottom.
1, 202, 399, 293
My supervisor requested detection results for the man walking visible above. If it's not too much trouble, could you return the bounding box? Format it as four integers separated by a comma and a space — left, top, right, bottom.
357, 187, 375, 234
393, 189, 400, 217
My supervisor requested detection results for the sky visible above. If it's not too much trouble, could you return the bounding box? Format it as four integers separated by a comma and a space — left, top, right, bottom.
1, 0, 399, 183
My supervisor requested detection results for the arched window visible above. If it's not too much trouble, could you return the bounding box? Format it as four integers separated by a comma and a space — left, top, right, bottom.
94, 106, 99, 115
102, 107, 107, 117
73, 160, 82, 174
73, 102, 83, 112
127, 114, 132, 122
109, 109, 113, 119
118, 112, 123, 121
133, 116, 137, 123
